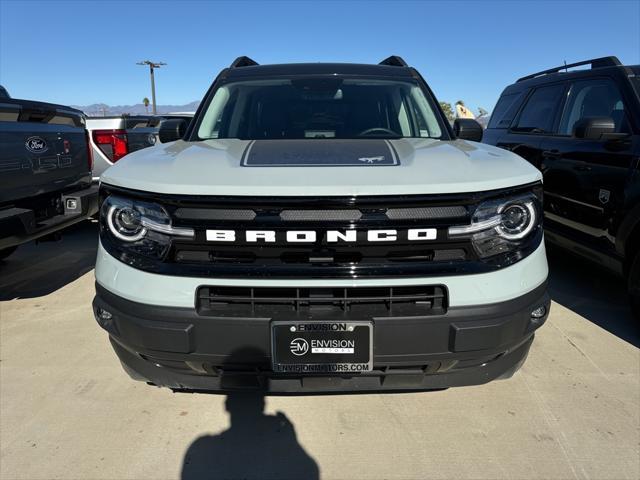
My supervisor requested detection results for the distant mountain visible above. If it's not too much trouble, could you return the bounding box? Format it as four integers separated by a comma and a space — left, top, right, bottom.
72, 101, 200, 116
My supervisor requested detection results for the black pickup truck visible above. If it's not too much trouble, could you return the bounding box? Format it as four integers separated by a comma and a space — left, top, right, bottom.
0, 87, 98, 260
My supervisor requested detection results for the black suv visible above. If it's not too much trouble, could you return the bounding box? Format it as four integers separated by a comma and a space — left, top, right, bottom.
483, 57, 640, 317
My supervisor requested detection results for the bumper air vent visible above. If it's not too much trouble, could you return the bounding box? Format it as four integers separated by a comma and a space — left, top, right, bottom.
196, 285, 447, 316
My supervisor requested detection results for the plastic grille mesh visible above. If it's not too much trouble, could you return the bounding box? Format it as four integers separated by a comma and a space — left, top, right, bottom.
279, 209, 363, 222
385, 206, 467, 220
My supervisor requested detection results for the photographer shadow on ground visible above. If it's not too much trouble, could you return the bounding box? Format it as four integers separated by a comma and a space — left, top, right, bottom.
180, 348, 319, 480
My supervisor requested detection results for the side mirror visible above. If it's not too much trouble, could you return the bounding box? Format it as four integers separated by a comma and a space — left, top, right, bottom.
158, 119, 187, 143
453, 118, 483, 142
573, 117, 615, 140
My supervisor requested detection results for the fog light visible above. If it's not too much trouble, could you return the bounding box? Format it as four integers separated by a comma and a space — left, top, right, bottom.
66, 198, 78, 210
96, 308, 113, 321
95, 307, 118, 334
531, 305, 546, 319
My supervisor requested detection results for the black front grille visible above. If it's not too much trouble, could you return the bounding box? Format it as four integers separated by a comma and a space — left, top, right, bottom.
100, 184, 541, 279
197, 285, 447, 316
164, 195, 477, 278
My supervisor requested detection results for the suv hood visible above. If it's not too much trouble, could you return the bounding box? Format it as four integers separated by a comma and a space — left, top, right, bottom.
100, 138, 541, 196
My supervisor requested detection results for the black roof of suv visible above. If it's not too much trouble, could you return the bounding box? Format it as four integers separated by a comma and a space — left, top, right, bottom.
516, 56, 624, 82
225, 62, 416, 79
222, 55, 415, 78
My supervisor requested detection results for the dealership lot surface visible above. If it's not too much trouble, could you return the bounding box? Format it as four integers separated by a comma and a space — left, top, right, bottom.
1, 222, 638, 480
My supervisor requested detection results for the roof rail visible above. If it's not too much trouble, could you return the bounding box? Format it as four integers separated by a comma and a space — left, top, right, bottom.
379, 55, 408, 67
516, 56, 621, 82
230, 56, 259, 68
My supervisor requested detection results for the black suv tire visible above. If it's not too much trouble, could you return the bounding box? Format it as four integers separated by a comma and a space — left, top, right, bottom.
629, 252, 640, 319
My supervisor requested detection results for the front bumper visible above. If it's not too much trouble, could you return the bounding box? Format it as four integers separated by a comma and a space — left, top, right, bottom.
0, 184, 98, 250
93, 281, 549, 393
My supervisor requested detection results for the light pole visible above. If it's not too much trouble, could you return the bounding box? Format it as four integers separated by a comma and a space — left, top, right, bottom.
136, 60, 166, 115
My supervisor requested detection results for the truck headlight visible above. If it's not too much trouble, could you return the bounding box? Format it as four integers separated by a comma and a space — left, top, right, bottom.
101, 195, 193, 260
448, 192, 541, 260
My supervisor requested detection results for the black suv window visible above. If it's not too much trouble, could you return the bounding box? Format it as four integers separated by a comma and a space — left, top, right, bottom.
487, 91, 523, 129
559, 79, 629, 135
512, 84, 565, 133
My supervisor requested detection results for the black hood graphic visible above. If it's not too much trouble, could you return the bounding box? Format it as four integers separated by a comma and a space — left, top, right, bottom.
241, 139, 399, 167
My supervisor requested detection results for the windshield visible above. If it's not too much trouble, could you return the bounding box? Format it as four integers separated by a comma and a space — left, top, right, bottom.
196, 77, 444, 140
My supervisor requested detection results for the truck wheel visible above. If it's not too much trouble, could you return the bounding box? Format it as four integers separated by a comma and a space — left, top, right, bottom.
629, 253, 640, 319
0, 246, 17, 260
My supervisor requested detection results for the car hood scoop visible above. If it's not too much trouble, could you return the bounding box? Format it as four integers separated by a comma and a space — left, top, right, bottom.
241, 139, 399, 167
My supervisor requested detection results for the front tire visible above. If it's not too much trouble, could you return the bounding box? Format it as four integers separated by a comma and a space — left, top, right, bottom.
0, 246, 17, 261
629, 253, 640, 319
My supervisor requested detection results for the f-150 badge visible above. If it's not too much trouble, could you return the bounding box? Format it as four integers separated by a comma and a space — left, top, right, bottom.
25, 136, 48, 154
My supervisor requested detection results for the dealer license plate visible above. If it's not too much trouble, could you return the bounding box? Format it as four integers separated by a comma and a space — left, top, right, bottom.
271, 321, 373, 373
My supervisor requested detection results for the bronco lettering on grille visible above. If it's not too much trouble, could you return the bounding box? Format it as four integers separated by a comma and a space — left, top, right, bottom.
205, 228, 437, 243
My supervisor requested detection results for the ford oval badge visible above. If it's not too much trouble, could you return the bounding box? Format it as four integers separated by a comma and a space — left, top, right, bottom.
25, 136, 48, 154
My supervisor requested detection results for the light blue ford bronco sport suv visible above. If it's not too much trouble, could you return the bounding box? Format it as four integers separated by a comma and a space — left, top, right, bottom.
93, 56, 550, 393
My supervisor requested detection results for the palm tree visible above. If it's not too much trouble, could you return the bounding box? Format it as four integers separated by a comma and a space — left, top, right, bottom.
142, 97, 150, 113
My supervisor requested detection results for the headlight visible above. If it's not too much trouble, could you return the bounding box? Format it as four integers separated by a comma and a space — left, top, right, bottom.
101, 195, 193, 260
107, 204, 145, 241
448, 192, 541, 260
498, 202, 536, 240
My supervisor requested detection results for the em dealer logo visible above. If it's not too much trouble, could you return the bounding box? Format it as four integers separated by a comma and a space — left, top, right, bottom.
290, 338, 309, 356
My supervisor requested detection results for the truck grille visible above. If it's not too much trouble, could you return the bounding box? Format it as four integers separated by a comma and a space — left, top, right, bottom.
197, 285, 447, 316
100, 186, 538, 279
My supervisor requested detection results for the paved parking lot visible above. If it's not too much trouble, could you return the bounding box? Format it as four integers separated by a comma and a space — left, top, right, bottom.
1, 221, 638, 480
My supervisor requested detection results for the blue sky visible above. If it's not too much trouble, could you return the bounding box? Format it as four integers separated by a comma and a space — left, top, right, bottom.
1, 0, 638, 113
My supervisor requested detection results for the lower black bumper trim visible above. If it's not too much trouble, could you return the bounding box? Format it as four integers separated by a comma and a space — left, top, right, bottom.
110, 334, 534, 393
93, 280, 549, 393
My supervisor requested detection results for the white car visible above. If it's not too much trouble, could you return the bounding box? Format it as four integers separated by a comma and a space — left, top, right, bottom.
92, 56, 549, 393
